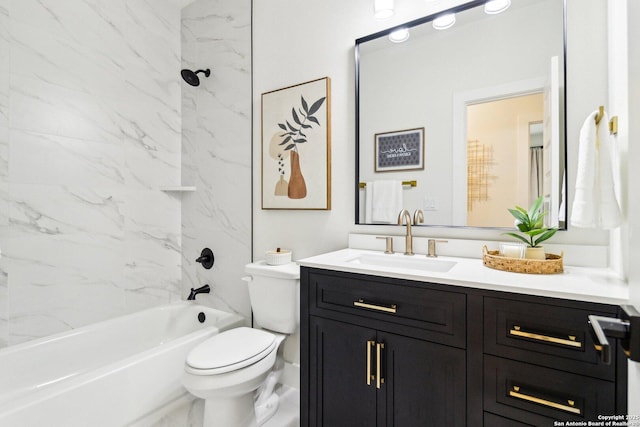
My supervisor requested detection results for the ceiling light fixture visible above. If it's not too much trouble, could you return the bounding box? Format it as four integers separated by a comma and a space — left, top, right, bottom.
432, 13, 456, 30
374, 0, 395, 20
389, 28, 410, 43
484, 0, 511, 15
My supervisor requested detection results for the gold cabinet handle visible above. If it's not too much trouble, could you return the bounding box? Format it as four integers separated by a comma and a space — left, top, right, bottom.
366, 340, 375, 386
509, 385, 581, 414
509, 325, 582, 348
354, 299, 397, 314
376, 342, 385, 389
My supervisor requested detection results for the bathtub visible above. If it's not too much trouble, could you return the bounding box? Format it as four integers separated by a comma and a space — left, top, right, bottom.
0, 302, 244, 427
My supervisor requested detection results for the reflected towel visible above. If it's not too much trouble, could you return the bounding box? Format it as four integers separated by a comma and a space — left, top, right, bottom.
570, 110, 621, 229
365, 180, 403, 224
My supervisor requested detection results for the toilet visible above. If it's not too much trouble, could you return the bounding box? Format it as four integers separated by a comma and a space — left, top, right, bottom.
182, 261, 300, 427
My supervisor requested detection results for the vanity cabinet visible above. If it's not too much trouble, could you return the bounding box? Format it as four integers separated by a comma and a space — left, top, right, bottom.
482, 296, 624, 425
300, 267, 628, 427
302, 269, 466, 427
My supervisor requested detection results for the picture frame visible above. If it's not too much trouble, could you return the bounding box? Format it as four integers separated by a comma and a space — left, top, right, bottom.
374, 127, 425, 172
261, 77, 331, 210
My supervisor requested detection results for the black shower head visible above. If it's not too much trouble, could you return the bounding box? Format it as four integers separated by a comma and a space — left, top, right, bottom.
181, 68, 210, 86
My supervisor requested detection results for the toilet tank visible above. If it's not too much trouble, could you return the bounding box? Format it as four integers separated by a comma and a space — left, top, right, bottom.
244, 261, 300, 334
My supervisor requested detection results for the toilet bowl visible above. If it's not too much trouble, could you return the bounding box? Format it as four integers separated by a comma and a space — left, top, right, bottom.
182, 327, 285, 427
182, 261, 300, 427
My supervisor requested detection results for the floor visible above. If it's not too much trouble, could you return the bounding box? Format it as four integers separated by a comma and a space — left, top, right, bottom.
263, 385, 300, 427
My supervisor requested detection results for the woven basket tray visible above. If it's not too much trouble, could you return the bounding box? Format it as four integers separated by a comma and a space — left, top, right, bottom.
482, 245, 563, 274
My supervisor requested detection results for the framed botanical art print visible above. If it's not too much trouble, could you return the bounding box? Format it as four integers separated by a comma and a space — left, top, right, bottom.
261, 77, 331, 210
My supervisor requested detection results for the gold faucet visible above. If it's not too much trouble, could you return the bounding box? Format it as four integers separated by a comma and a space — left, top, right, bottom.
397, 209, 414, 255
413, 209, 424, 226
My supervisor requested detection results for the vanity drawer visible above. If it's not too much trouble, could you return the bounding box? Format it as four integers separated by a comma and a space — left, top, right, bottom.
484, 297, 616, 379
484, 355, 615, 425
308, 270, 466, 348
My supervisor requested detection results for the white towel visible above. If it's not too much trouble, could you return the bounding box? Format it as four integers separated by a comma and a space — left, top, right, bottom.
364, 182, 374, 223
570, 110, 621, 229
365, 180, 403, 223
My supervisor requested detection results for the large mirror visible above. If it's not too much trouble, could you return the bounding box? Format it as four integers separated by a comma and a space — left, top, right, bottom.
356, 0, 566, 229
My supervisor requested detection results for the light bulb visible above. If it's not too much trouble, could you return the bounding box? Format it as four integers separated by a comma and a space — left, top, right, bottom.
432, 13, 456, 30
374, 0, 394, 20
484, 0, 511, 15
389, 28, 410, 43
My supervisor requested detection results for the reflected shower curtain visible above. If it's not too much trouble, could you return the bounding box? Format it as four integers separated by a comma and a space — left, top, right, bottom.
529, 147, 543, 203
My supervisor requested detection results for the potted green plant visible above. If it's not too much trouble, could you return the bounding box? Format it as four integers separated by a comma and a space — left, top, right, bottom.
504, 196, 557, 259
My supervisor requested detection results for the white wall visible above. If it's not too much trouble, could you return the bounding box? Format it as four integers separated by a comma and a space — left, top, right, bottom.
0, 0, 183, 347
253, 0, 610, 262
181, 0, 252, 321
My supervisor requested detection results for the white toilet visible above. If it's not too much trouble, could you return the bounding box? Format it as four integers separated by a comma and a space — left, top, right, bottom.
182, 261, 300, 427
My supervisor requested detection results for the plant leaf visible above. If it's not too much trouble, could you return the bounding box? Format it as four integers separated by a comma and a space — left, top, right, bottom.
284, 144, 295, 151
292, 108, 302, 125
300, 123, 312, 129
528, 196, 543, 220
286, 121, 298, 132
524, 228, 547, 237
307, 116, 320, 126
278, 136, 292, 145
308, 97, 326, 115
294, 138, 306, 143
502, 232, 531, 246
301, 96, 309, 114
278, 123, 287, 131
508, 208, 528, 224
533, 228, 557, 246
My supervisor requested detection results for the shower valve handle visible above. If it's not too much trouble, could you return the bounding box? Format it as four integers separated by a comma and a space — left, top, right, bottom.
195, 248, 214, 269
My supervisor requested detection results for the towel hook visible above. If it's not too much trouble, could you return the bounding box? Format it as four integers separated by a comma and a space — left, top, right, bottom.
594, 105, 619, 135
595, 105, 604, 125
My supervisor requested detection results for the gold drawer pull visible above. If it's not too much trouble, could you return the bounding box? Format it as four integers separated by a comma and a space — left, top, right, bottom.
509, 325, 582, 348
354, 299, 397, 314
509, 386, 581, 415
366, 340, 375, 386
376, 342, 385, 389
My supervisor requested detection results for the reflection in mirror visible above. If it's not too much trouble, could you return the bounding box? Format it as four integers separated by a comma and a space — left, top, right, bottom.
356, 0, 566, 229
465, 92, 543, 227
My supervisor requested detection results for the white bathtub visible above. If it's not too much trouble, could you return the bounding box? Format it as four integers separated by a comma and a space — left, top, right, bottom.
0, 302, 244, 427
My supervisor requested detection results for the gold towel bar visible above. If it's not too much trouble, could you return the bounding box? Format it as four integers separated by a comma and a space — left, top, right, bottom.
359, 180, 417, 189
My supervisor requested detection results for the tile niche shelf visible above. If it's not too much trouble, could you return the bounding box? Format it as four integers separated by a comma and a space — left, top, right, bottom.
159, 186, 196, 192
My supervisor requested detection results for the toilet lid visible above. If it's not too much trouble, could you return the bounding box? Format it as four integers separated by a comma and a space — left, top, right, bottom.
186, 327, 276, 374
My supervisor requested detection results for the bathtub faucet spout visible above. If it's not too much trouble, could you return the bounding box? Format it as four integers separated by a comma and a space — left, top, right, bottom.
187, 284, 211, 301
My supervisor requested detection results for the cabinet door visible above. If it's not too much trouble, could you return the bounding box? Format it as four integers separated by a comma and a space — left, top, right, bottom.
309, 317, 377, 427
379, 332, 466, 427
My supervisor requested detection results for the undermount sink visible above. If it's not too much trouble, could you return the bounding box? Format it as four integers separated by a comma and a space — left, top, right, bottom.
348, 253, 457, 273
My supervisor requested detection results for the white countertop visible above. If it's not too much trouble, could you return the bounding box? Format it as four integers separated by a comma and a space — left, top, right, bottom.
297, 248, 630, 306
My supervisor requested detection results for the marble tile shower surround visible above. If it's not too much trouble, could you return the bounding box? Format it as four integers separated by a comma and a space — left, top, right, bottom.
180, 0, 252, 322
0, 0, 183, 347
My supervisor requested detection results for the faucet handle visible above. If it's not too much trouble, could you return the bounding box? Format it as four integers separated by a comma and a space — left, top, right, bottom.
376, 236, 394, 254
427, 239, 448, 258
413, 209, 424, 225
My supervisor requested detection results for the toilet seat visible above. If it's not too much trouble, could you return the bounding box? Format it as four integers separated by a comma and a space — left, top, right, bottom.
186, 327, 276, 375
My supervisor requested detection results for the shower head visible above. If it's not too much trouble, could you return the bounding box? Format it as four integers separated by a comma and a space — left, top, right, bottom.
181, 68, 210, 86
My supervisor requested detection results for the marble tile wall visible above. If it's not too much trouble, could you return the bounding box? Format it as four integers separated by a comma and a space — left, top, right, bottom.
181, 0, 252, 322
0, 0, 183, 347
0, 0, 9, 348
